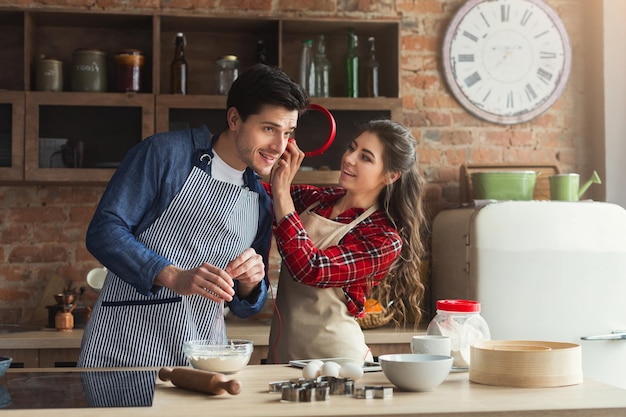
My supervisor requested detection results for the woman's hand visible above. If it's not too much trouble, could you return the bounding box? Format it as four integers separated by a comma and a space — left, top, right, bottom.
270, 139, 304, 220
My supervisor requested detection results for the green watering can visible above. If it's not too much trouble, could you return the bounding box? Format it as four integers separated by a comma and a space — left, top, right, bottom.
549, 170, 602, 201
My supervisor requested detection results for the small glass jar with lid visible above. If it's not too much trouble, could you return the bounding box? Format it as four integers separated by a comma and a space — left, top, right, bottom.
426, 299, 491, 370
114, 49, 144, 92
216, 55, 240, 95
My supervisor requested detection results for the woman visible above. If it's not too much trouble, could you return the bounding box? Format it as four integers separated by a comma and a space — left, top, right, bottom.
267, 119, 426, 364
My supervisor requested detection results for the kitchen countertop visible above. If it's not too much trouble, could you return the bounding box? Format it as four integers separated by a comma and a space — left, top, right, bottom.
0, 319, 423, 350
2, 365, 626, 416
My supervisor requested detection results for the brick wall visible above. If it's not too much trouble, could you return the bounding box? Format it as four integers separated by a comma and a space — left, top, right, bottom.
0, 0, 590, 324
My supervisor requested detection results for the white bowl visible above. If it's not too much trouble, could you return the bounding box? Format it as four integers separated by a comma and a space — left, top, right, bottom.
379, 353, 453, 391
183, 339, 253, 374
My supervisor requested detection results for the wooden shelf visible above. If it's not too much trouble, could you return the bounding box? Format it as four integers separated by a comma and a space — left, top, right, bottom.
0, 7, 401, 185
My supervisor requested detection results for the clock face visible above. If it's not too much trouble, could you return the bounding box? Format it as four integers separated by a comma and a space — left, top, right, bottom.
442, 0, 572, 124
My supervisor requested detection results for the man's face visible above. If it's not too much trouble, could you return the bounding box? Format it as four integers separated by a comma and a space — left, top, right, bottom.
231, 105, 299, 176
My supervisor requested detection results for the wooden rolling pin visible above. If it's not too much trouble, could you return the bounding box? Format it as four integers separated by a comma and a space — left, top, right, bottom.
158, 367, 242, 396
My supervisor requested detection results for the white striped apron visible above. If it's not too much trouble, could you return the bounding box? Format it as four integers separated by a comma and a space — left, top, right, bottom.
268, 203, 377, 364
78, 159, 259, 367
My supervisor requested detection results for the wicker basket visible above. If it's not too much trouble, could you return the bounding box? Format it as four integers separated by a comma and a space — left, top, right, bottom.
356, 310, 394, 329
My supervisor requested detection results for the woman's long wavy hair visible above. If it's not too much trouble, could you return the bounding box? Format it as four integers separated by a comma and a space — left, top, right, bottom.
359, 119, 426, 327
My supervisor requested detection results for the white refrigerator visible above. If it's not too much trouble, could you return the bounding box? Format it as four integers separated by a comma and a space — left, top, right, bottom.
431, 201, 626, 389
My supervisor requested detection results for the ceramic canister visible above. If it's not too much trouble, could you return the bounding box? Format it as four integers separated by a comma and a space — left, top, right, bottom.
71, 49, 107, 92
36, 58, 63, 92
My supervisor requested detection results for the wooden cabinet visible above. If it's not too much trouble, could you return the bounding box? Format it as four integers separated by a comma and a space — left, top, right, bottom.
0, 8, 401, 185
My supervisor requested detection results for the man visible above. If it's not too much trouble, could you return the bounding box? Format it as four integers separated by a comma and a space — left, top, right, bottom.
78, 64, 310, 367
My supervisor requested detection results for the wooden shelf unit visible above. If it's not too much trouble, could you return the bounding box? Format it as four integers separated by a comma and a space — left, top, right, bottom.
0, 8, 401, 185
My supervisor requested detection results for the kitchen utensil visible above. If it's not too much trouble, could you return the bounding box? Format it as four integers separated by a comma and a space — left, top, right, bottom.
299, 103, 336, 157
460, 164, 560, 203
86, 267, 107, 293
378, 353, 452, 392
53, 293, 75, 305
354, 385, 393, 399
469, 340, 582, 388
158, 367, 242, 396
183, 339, 253, 374
470, 171, 538, 200
410, 335, 451, 356
288, 357, 381, 372
549, 170, 602, 201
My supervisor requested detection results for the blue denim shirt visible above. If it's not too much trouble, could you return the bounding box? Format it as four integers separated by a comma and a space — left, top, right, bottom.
86, 125, 270, 318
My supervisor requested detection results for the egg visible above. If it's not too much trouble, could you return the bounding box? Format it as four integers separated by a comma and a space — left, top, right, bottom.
302, 360, 323, 379
339, 362, 364, 379
319, 361, 341, 378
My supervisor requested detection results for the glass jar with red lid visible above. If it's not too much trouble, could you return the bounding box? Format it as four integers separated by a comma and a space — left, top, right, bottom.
426, 299, 491, 370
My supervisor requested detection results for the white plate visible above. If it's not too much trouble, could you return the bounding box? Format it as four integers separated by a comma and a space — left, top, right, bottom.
289, 357, 381, 372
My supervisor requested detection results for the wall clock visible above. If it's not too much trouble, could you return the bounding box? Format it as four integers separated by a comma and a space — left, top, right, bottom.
442, 0, 572, 124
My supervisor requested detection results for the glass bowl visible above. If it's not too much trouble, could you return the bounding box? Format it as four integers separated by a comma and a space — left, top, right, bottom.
183, 339, 253, 374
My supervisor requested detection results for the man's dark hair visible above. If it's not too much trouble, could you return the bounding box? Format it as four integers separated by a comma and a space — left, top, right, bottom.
227, 64, 310, 122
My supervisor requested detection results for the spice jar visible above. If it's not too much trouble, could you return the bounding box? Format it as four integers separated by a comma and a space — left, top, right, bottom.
216, 55, 239, 95
114, 49, 144, 92
426, 299, 490, 370
71, 49, 107, 92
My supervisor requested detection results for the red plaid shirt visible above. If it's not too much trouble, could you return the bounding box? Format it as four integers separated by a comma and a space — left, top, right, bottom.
267, 183, 402, 317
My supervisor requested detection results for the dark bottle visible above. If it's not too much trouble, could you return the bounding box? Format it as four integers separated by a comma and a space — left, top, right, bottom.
171, 32, 187, 94
345, 29, 359, 98
314, 34, 331, 98
364, 36, 379, 97
256, 40, 267, 64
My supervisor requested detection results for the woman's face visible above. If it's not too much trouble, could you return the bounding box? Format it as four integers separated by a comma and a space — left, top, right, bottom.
338, 131, 391, 196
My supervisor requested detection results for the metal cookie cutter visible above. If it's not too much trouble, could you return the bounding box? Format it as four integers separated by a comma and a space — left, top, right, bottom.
354, 385, 394, 399
320, 376, 354, 396
270, 379, 330, 402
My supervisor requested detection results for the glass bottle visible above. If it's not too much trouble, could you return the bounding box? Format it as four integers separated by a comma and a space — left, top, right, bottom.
345, 28, 359, 98
299, 39, 316, 95
256, 40, 267, 64
314, 34, 331, 98
171, 32, 187, 94
364, 36, 379, 97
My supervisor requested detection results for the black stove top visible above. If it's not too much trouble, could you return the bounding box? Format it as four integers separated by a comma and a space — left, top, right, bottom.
0, 370, 156, 409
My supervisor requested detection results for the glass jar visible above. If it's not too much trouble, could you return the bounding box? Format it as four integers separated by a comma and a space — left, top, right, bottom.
71, 49, 107, 92
216, 55, 239, 95
114, 49, 144, 92
426, 299, 490, 370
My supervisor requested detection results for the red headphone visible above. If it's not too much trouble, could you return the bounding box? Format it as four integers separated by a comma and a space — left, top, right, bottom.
301, 103, 337, 157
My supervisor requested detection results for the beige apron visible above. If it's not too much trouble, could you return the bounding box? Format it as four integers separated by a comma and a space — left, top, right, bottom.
268, 203, 378, 364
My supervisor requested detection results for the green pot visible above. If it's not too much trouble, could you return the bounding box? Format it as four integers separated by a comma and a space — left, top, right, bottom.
471, 171, 537, 201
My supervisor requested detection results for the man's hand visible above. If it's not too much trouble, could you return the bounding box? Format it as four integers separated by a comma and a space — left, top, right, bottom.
155, 263, 235, 303
226, 248, 265, 299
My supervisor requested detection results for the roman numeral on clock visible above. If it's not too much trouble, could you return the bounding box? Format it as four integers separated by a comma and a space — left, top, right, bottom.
537, 68, 553, 83
521, 10, 532, 26
501, 4, 510, 22
464, 71, 481, 88
525, 84, 538, 100
506, 91, 514, 108
462, 30, 478, 42
458, 54, 475, 62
